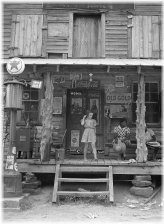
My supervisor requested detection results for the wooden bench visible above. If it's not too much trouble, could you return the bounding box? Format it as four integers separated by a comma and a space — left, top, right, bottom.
104, 130, 162, 160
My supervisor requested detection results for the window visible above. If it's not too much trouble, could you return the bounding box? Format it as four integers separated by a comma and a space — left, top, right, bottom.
132, 82, 161, 123
17, 86, 40, 125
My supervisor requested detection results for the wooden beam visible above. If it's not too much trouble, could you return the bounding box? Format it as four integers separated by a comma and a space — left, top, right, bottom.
137, 65, 141, 74
107, 65, 110, 73
68, 12, 73, 58
2, 58, 163, 66
56, 65, 60, 72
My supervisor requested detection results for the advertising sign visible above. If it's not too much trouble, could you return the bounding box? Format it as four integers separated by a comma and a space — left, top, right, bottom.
71, 130, 80, 147
106, 92, 131, 104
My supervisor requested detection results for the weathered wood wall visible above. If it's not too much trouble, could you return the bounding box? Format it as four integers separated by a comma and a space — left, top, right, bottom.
105, 11, 128, 58
3, 3, 162, 59
3, 3, 43, 59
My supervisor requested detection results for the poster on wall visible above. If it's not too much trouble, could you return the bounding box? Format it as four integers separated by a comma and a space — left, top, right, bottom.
104, 104, 129, 118
71, 130, 80, 147
115, 76, 124, 87
53, 97, 62, 114
71, 98, 82, 114
90, 98, 99, 125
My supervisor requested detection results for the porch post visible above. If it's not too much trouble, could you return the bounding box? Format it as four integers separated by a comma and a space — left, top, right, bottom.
40, 71, 54, 161
135, 66, 147, 162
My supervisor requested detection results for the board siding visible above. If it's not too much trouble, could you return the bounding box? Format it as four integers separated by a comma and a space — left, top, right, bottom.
105, 12, 128, 58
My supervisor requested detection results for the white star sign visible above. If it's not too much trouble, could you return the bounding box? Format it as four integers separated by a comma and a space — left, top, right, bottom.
6, 57, 25, 75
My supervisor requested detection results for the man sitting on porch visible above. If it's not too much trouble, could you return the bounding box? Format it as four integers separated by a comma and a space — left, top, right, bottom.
113, 118, 131, 160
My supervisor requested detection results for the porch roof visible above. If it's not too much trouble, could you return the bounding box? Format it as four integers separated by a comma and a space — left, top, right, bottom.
2, 58, 163, 66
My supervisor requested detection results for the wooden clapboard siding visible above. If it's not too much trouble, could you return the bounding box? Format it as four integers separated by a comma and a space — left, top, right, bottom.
134, 4, 162, 16
3, 7, 12, 58
105, 12, 128, 58
132, 16, 161, 59
47, 11, 69, 56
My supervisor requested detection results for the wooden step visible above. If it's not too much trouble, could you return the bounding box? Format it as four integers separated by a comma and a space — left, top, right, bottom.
57, 191, 110, 196
58, 178, 109, 182
60, 166, 109, 172
52, 164, 114, 203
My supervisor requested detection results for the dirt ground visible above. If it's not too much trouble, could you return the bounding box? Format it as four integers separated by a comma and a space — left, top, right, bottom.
2, 181, 163, 224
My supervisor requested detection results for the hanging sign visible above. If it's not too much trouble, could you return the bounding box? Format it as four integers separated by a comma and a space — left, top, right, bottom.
76, 80, 100, 88
31, 80, 43, 89
106, 92, 131, 104
115, 76, 124, 87
53, 97, 62, 114
6, 57, 25, 75
71, 130, 80, 147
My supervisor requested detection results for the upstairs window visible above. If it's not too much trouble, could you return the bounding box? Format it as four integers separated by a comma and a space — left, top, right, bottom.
132, 82, 161, 123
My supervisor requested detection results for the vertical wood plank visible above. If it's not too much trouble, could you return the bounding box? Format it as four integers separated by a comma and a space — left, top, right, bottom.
68, 12, 73, 58
109, 166, 114, 202
30, 15, 37, 56
139, 16, 144, 58
52, 164, 60, 203
101, 13, 105, 57
36, 15, 43, 56
10, 14, 17, 57
152, 16, 160, 58
14, 15, 20, 56
19, 15, 25, 56
148, 16, 152, 58
42, 14, 48, 57
159, 15, 162, 58
143, 16, 149, 58
127, 15, 132, 58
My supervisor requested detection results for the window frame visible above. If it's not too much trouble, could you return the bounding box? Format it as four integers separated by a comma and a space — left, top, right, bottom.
17, 85, 41, 126
132, 81, 161, 126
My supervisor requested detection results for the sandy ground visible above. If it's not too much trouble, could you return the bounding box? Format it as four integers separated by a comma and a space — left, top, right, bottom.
2, 182, 163, 224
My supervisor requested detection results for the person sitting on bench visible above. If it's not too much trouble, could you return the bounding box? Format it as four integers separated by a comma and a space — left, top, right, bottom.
145, 126, 161, 161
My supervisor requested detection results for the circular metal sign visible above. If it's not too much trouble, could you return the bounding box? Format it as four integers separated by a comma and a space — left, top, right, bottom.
6, 57, 25, 75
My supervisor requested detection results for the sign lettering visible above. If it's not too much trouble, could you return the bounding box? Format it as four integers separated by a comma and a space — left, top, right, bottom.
106, 93, 131, 104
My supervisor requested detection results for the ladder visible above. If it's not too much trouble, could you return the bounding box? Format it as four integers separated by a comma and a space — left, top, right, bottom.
52, 164, 114, 203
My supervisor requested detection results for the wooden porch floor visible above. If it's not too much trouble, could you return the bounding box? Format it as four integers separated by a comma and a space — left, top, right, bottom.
17, 158, 163, 175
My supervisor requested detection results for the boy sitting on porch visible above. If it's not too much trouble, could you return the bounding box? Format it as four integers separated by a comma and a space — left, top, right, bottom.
145, 126, 161, 161
113, 118, 131, 160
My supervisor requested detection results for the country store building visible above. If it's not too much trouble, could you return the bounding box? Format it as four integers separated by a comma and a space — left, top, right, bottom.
2, 2, 163, 202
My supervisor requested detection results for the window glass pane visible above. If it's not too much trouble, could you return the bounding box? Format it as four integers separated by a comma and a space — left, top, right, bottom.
30, 102, 38, 111
145, 83, 149, 92
145, 93, 149, 101
31, 91, 39, 100
30, 112, 38, 122
150, 93, 158, 102
150, 83, 158, 92
24, 102, 31, 111
132, 103, 136, 122
133, 83, 138, 92
133, 92, 137, 101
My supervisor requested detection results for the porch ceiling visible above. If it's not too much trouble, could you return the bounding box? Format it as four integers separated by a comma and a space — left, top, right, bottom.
2, 58, 163, 66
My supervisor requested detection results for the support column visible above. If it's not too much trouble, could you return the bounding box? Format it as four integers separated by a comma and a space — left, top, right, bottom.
135, 67, 147, 162
40, 72, 54, 161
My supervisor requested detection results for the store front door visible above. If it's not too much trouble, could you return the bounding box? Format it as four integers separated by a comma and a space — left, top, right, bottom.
66, 88, 104, 154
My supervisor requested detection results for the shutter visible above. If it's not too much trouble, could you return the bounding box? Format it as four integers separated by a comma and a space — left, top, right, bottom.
132, 16, 160, 58
10, 14, 43, 57
152, 16, 160, 58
